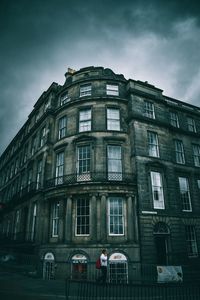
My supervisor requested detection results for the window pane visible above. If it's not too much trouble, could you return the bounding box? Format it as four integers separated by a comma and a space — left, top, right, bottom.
108, 197, 124, 235
56, 152, 64, 184
107, 108, 120, 130
179, 177, 192, 211
144, 101, 155, 119
107, 146, 122, 180
185, 225, 198, 257
79, 109, 91, 132
77, 146, 91, 181
76, 199, 90, 235
187, 117, 196, 132
58, 116, 67, 139
175, 140, 185, 164
106, 84, 119, 96
170, 112, 179, 127
52, 202, 59, 237
80, 84, 91, 97
148, 131, 159, 157
192, 144, 200, 167
151, 171, 165, 209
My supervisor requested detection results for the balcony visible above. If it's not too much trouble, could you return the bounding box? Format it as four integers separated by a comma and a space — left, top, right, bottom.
44, 172, 135, 189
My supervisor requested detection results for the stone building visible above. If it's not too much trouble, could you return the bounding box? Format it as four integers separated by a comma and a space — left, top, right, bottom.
0, 66, 200, 282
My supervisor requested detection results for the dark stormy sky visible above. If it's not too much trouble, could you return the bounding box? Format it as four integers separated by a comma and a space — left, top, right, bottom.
1, 0, 200, 155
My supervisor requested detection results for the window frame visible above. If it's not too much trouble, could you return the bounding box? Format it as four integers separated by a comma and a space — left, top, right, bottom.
108, 197, 125, 236
76, 145, 91, 181
36, 160, 42, 190
107, 145, 122, 181
148, 131, 160, 157
106, 84, 119, 96
150, 171, 165, 209
174, 140, 185, 164
192, 144, 200, 167
31, 203, 37, 241
170, 111, 179, 128
79, 108, 92, 132
40, 126, 46, 147
60, 92, 70, 106
144, 101, 155, 119
55, 152, 64, 185
75, 198, 90, 236
80, 84, 92, 97
187, 117, 196, 133
51, 201, 60, 237
185, 225, 198, 258
107, 107, 120, 131
58, 116, 67, 140
178, 177, 192, 212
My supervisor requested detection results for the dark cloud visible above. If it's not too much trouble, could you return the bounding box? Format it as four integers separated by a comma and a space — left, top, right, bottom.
1, 0, 200, 154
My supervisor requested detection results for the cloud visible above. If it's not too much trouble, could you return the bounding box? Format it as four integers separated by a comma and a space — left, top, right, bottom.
1, 0, 200, 154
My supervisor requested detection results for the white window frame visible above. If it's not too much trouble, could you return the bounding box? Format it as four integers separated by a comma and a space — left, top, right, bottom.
187, 117, 196, 132
31, 203, 37, 241
55, 152, 64, 185
52, 202, 60, 237
107, 108, 120, 131
79, 108, 91, 132
185, 225, 198, 258
108, 197, 125, 236
58, 116, 67, 139
36, 160, 42, 189
40, 126, 46, 147
107, 145, 122, 181
170, 112, 179, 128
80, 84, 92, 97
60, 92, 70, 106
150, 171, 165, 209
31, 135, 37, 155
144, 101, 155, 119
179, 177, 192, 212
175, 140, 185, 164
14, 158, 19, 175
148, 131, 159, 157
106, 84, 119, 96
109, 253, 128, 284
77, 145, 91, 181
192, 144, 200, 167
75, 198, 90, 236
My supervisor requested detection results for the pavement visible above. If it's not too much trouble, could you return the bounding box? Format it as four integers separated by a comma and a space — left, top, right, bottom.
0, 267, 66, 300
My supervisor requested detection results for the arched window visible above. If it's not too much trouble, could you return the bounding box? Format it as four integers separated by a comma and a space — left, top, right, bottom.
71, 254, 87, 280
43, 252, 55, 280
154, 222, 170, 234
109, 252, 128, 284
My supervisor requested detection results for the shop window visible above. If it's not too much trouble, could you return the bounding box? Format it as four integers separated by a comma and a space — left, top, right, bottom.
109, 253, 128, 284
43, 253, 55, 280
71, 254, 87, 280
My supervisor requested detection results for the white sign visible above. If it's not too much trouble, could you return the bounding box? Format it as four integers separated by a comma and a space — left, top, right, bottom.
157, 266, 183, 283
72, 254, 87, 263
109, 253, 127, 263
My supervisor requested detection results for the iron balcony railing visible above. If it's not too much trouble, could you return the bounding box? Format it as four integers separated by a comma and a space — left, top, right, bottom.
44, 172, 135, 189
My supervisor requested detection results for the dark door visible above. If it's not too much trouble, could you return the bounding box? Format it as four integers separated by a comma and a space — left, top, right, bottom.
155, 235, 168, 265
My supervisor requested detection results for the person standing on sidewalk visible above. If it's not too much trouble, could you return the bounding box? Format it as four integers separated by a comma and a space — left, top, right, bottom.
99, 249, 108, 284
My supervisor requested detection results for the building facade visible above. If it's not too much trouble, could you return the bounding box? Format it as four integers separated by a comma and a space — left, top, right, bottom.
0, 66, 200, 282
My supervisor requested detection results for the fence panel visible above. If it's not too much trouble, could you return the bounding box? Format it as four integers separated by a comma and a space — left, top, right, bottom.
66, 280, 200, 300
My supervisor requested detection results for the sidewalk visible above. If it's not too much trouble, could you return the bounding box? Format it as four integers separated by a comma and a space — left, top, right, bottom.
0, 267, 65, 300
